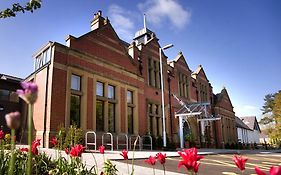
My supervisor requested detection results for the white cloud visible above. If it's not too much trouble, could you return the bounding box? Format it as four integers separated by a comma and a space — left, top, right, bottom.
234, 105, 260, 117
244, 105, 257, 110
108, 4, 136, 41
138, 0, 191, 29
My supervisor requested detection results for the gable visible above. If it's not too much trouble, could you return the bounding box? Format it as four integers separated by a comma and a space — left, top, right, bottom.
192, 65, 209, 82
174, 53, 191, 72
145, 37, 161, 53
79, 23, 129, 54
215, 88, 234, 111
197, 67, 209, 81
66, 22, 139, 74
221, 88, 234, 108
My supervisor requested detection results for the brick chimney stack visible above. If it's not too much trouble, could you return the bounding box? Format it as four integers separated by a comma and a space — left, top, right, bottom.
90, 10, 109, 31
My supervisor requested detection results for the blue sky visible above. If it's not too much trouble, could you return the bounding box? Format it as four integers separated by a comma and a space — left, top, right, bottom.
1, 0, 280, 119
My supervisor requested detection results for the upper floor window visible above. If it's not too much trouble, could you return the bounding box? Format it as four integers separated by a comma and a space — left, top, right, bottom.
199, 84, 208, 102
108, 85, 115, 99
71, 74, 81, 91
148, 58, 160, 89
127, 90, 133, 104
96, 81, 104, 96
178, 72, 189, 98
34, 47, 51, 71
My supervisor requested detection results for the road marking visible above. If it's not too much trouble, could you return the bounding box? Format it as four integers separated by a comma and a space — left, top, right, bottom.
168, 155, 276, 172
222, 172, 238, 175
203, 158, 270, 171
218, 154, 280, 163
203, 159, 236, 167
262, 162, 281, 166
201, 161, 232, 167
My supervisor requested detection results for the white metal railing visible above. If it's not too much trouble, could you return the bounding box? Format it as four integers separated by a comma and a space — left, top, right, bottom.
141, 135, 153, 150
116, 134, 128, 150
85, 131, 97, 151
102, 132, 114, 151
129, 135, 141, 150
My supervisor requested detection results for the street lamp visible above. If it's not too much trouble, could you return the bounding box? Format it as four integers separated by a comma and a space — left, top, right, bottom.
159, 44, 174, 147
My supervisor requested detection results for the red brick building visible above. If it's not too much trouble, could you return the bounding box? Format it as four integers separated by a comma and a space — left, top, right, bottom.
25, 11, 237, 148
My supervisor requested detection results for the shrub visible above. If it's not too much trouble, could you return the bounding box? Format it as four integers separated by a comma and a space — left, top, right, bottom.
151, 135, 157, 150
0, 148, 95, 174
166, 137, 176, 150
155, 136, 163, 149
56, 125, 83, 150
225, 143, 230, 149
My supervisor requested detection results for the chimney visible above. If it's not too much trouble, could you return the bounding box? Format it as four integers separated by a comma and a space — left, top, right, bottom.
90, 10, 108, 31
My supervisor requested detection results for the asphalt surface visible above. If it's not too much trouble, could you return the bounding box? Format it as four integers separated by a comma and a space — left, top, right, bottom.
117, 153, 281, 175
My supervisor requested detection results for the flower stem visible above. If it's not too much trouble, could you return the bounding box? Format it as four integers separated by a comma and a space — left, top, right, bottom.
131, 136, 138, 175
8, 129, 15, 175
0, 140, 3, 158
27, 104, 33, 175
90, 152, 99, 175
153, 167, 155, 175
127, 159, 129, 175
163, 164, 166, 175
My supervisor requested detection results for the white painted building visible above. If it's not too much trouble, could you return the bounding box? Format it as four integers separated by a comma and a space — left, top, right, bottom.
236, 117, 251, 143
259, 132, 270, 144
236, 116, 261, 144
240, 116, 261, 144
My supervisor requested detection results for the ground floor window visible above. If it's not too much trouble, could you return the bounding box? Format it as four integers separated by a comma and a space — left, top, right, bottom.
108, 102, 115, 132
127, 106, 134, 134
96, 100, 104, 131
70, 95, 81, 127
147, 103, 161, 136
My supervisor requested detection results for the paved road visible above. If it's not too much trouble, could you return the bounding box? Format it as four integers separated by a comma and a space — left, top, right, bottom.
117, 153, 281, 175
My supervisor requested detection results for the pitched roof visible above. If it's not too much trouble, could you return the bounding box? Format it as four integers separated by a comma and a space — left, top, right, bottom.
0, 74, 22, 82
169, 52, 191, 71
240, 116, 261, 132
214, 87, 234, 108
235, 117, 251, 130
191, 64, 209, 81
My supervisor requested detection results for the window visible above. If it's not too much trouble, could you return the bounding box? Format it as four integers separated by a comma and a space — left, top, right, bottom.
147, 58, 160, 88
96, 82, 117, 132
34, 47, 51, 71
96, 100, 104, 131
96, 82, 104, 96
127, 90, 133, 104
70, 95, 81, 127
149, 116, 153, 135
108, 103, 115, 132
127, 106, 134, 134
70, 74, 82, 128
178, 72, 189, 98
127, 90, 134, 134
108, 85, 115, 99
156, 117, 160, 136
0, 89, 9, 101
147, 103, 161, 136
71, 74, 81, 91
199, 83, 208, 102
9, 91, 19, 103
148, 58, 153, 86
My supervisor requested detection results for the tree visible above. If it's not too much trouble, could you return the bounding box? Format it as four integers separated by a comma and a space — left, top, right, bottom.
272, 91, 281, 124
260, 93, 275, 125
260, 91, 281, 147
0, 0, 41, 18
